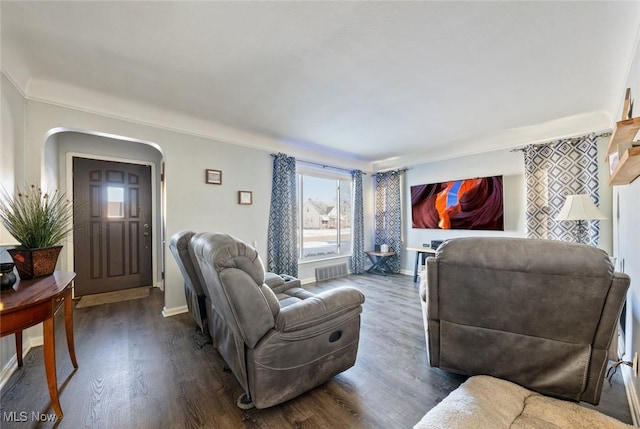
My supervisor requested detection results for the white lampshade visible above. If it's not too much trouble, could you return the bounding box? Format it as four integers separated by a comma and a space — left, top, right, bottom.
0, 223, 19, 264
556, 194, 607, 221
0, 222, 19, 247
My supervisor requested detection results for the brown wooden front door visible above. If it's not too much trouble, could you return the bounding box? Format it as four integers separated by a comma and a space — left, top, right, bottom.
73, 158, 153, 296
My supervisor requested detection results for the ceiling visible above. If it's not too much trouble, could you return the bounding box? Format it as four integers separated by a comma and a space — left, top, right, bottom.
2, 1, 639, 170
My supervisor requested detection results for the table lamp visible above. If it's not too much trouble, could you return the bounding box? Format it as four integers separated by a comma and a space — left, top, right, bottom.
555, 194, 607, 245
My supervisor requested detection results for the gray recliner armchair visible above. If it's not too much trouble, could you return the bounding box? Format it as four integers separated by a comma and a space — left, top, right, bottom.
169, 230, 305, 336
420, 237, 629, 405
169, 230, 208, 334
190, 232, 365, 409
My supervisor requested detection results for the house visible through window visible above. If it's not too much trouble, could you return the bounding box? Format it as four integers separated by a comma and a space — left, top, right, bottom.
297, 169, 352, 260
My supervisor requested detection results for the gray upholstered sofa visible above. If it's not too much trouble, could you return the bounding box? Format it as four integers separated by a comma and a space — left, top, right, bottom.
187, 232, 365, 409
420, 237, 629, 405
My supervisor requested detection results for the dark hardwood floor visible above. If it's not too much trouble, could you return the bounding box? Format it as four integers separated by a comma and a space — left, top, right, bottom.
0, 274, 633, 428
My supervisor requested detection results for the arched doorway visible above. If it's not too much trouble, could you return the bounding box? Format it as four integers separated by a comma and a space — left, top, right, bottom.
43, 129, 164, 297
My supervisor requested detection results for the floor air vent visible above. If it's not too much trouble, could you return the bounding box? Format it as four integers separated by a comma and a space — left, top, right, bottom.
315, 263, 349, 282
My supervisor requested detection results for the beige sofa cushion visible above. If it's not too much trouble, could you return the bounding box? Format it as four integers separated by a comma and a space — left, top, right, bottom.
414, 375, 632, 429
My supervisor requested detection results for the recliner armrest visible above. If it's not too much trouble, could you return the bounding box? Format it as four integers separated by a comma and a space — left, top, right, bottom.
275, 286, 365, 332
264, 272, 285, 288
264, 272, 302, 293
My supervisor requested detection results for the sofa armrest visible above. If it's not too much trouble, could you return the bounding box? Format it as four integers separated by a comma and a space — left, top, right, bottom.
275, 286, 365, 332
419, 274, 428, 303
593, 272, 631, 350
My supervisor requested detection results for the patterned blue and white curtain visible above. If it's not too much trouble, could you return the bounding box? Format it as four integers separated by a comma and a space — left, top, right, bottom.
350, 169, 365, 274
523, 133, 601, 245
267, 153, 298, 276
374, 170, 402, 273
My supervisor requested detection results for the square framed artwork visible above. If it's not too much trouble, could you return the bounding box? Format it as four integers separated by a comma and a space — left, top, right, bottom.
238, 191, 253, 205
206, 169, 222, 185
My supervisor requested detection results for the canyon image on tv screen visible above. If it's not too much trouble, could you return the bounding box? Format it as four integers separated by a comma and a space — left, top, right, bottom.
411, 175, 504, 230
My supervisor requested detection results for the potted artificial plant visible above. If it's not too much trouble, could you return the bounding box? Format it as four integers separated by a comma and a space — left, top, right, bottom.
0, 185, 73, 280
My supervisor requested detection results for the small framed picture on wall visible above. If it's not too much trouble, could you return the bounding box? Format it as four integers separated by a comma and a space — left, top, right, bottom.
238, 191, 252, 205
206, 169, 222, 185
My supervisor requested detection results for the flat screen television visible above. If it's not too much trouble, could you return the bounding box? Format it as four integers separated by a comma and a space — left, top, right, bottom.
411, 175, 504, 230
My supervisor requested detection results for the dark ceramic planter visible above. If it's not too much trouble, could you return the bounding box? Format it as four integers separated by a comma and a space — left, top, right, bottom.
7, 246, 63, 279
0, 262, 17, 290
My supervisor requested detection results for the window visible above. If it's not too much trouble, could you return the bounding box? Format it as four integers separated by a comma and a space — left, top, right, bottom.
297, 169, 352, 260
106, 186, 124, 218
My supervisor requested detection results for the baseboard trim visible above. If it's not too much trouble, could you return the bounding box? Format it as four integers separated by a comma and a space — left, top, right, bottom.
621, 363, 640, 426
0, 334, 43, 390
0, 354, 20, 391
162, 304, 188, 318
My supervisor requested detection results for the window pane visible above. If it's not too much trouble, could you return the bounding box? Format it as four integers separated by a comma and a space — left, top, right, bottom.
107, 186, 124, 218
298, 172, 353, 261
301, 176, 338, 258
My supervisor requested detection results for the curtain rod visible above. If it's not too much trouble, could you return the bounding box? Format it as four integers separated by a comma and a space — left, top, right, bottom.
372, 168, 409, 175
270, 153, 367, 175
510, 131, 612, 152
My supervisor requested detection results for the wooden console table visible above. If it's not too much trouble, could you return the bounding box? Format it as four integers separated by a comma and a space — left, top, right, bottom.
0, 271, 77, 419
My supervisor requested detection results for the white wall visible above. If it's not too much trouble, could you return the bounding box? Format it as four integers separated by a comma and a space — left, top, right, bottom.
614, 36, 640, 421
0, 75, 24, 191
43, 133, 59, 189
0, 73, 25, 376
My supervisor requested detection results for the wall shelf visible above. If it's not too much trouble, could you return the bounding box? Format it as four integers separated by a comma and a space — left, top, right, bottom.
606, 116, 640, 186
609, 146, 640, 186
605, 116, 640, 157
